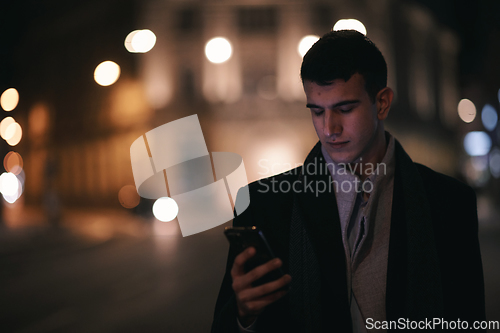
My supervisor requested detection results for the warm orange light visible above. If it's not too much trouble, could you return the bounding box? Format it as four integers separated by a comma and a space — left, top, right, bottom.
125, 29, 157, 53
6, 122, 22, 146
333, 19, 367, 35
0, 117, 15, 139
0, 88, 19, 111
118, 185, 140, 209
29, 103, 49, 137
94, 61, 121, 86
298, 35, 320, 57
4, 152, 23, 175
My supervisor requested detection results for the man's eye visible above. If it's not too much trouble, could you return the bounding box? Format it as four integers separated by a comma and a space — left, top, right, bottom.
310, 109, 324, 115
339, 108, 353, 113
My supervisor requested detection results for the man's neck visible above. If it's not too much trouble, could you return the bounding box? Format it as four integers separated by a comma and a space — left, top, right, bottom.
348, 130, 388, 182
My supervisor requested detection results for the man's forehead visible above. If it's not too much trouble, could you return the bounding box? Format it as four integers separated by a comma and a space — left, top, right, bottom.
304, 73, 365, 89
304, 75, 366, 103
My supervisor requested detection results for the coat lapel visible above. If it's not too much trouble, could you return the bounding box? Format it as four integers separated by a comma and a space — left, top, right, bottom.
290, 142, 351, 331
386, 140, 444, 323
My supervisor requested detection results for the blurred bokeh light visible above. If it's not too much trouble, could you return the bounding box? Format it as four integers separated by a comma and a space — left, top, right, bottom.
0, 172, 22, 203
464, 131, 492, 156
0, 116, 15, 139
205, 37, 232, 64
94, 61, 121, 86
28, 103, 50, 137
124, 30, 139, 51
0, 88, 19, 111
5, 122, 22, 146
490, 147, 500, 178
298, 35, 320, 57
465, 156, 490, 187
458, 98, 477, 123
333, 19, 367, 35
152, 197, 179, 222
481, 104, 498, 131
124, 29, 156, 53
249, 139, 303, 178
4, 151, 23, 175
118, 185, 140, 209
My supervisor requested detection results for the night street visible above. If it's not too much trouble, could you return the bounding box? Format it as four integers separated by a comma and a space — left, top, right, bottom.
0, 206, 230, 332
0, 202, 499, 332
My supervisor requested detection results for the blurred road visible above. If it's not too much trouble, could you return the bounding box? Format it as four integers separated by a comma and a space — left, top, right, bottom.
0, 204, 231, 333
0, 198, 499, 333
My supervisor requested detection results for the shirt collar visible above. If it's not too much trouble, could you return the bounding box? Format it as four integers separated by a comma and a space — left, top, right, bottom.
321, 131, 396, 192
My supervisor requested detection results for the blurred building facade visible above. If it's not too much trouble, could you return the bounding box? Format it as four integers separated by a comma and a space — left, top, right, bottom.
14, 0, 482, 210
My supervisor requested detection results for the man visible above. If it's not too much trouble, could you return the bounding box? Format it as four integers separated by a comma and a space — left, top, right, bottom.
212, 30, 485, 332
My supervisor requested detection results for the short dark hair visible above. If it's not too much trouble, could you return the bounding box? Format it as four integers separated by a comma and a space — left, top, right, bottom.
300, 30, 387, 102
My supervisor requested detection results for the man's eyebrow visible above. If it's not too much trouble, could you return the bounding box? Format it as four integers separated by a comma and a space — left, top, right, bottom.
306, 100, 360, 109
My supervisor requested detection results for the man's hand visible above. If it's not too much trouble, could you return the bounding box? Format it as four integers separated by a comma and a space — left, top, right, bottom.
231, 246, 292, 327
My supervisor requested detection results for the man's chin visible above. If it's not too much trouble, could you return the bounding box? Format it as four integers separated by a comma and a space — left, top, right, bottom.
325, 152, 354, 165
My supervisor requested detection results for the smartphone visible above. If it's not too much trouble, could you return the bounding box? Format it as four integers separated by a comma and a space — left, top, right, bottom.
224, 226, 286, 287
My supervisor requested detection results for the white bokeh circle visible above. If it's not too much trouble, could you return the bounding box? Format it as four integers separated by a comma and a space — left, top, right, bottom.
152, 197, 179, 222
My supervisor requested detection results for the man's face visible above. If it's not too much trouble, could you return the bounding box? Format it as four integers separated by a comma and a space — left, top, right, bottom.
304, 73, 383, 165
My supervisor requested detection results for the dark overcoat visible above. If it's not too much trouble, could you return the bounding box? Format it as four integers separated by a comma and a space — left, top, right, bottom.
212, 140, 485, 332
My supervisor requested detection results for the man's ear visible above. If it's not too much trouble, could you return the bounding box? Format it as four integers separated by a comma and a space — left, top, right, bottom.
376, 87, 394, 121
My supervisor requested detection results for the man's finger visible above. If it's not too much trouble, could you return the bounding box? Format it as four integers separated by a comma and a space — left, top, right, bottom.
240, 290, 289, 316
231, 247, 256, 279
237, 257, 283, 287
238, 274, 291, 303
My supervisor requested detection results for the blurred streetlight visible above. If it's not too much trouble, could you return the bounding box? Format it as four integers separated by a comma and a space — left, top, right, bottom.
333, 19, 367, 35
0, 172, 22, 203
3, 151, 23, 175
205, 37, 232, 64
5, 122, 22, 146
298, 35, 320, 57
28, 103, 50, 137
118, 185, 140, 209
490, 148, 500, 178
0, 88, 19, 111
458, 98, 476, 123
481, 104, 498, 131
0, 117, 15, 139
125, 29, 156, 53
464, 131, 491, 156
94, 61, 121, 86
152, 197, 179, 222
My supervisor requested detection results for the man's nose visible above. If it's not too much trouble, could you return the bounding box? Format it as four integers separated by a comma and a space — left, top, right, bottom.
324, 110, 342, 137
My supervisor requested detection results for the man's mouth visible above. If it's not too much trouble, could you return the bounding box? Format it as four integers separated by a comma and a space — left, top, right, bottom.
327, 141, 349, 148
